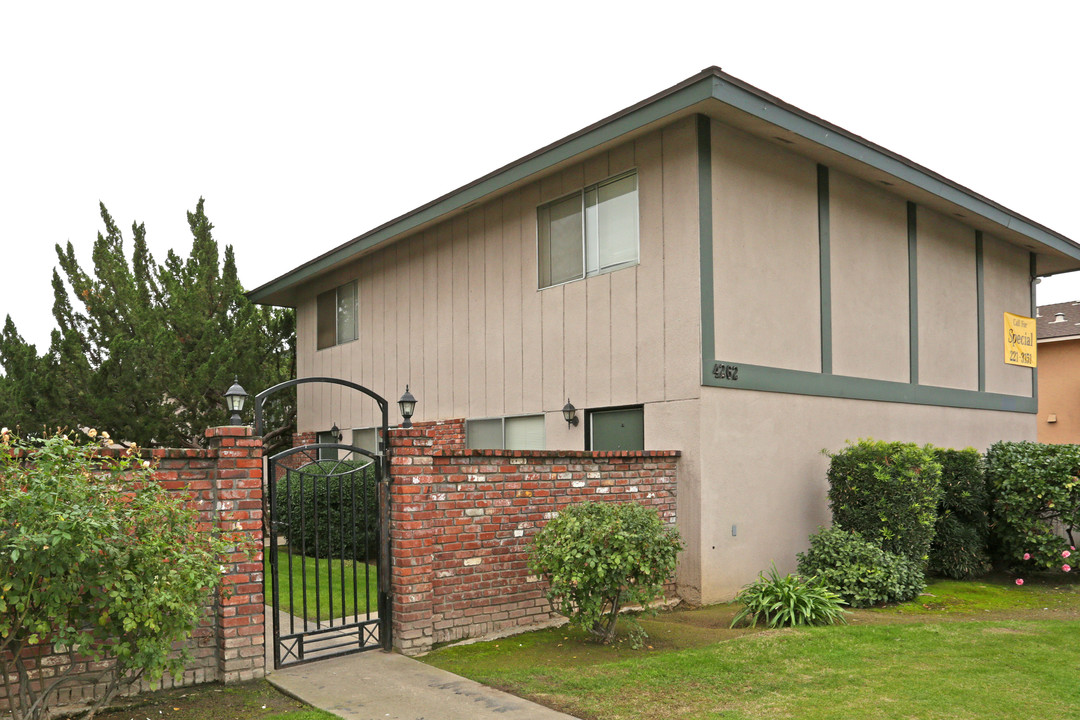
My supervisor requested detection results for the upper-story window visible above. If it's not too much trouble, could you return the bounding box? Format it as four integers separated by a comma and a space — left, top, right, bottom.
537, 170, 639, 289
316, 280, 358, 350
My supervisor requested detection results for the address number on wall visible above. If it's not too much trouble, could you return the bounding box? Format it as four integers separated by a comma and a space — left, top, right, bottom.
712, 362, 739, 381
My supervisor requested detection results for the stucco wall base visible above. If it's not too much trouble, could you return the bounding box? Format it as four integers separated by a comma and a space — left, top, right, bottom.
697, 387, 1035, 602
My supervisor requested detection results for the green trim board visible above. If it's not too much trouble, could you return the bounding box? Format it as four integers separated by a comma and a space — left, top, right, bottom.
1030, 251, 1038, 401
817, 164, 832, 374
908, 202, 919, 385
703, 360, 1036, 413
706, 74, 1079, 262
976, 231, 985, 392
696, 128, 1033, 413
696, 115, 715, 386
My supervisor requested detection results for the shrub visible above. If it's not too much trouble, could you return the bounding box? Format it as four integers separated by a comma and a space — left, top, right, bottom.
928, 447, 991, 579
529, 502, 682, 646
0, 429, 247, 720
796, 526, 924, 608
275, 458, 379, 561
730, 564, 847, 628
826, 439, 942, 563
985, 441, 1080, 571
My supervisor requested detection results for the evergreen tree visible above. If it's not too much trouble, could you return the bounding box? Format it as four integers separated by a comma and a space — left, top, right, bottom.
0, 199, 295, 449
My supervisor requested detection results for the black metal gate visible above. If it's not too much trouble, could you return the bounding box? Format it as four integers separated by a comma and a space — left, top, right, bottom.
254, 378, 391, 668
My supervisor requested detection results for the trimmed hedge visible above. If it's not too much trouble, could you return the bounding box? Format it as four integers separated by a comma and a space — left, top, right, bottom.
275, 458, 379, 561
797, 526, 924, 608
928, 447, 991, 580
826, 439, 942, 563
986, 441, 1080, 571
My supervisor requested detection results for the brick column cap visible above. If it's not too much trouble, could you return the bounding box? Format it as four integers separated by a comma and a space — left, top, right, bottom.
206, 426, 253, 438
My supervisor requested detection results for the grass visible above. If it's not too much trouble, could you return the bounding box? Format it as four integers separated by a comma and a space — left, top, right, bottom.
421, 576, 1080, 719
264, 548, 378, 622
92, 679, 340, 720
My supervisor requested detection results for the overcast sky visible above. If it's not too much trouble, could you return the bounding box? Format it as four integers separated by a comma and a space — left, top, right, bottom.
3, 1, 1079, 353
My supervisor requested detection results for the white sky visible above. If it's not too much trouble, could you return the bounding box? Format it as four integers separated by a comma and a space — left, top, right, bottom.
2, 1, 1079, 353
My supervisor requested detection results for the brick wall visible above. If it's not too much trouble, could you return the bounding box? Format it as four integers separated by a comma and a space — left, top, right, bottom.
0, 427, 264, 717
387, 419, 679, 655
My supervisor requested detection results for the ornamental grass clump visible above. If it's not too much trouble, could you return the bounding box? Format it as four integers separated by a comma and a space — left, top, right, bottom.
730, 564, 847, 629
529, 501, 682, 646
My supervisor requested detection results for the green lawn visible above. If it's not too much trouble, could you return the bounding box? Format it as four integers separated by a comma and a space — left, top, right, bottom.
264, 548, 378, 622
421, 578, 1080, 719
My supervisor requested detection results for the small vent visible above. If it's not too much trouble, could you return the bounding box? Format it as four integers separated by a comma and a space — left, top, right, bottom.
1053, 313, 1066, 323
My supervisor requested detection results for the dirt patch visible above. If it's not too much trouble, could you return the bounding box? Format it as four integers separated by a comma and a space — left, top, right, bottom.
90, 680, 322, 720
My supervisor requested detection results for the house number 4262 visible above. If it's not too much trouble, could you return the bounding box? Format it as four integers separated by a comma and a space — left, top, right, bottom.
712, 362, 739, 381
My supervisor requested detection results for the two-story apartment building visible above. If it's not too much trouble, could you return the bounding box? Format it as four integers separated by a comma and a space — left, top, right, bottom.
251, 67, 1080, 602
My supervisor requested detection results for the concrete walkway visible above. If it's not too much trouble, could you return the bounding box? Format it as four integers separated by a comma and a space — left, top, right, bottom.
267, 649, 580, 720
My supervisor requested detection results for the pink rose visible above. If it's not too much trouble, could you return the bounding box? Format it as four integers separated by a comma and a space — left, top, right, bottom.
1072, 546, 1076, 551
1023, 553, 1031, 560
1064, 550, 1072, 559
1064, 565, 1072, 573
1016, 578, 1024, 586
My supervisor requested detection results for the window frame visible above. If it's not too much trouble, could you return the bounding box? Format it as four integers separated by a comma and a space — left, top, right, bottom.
536, 169, 640, 290
465, 413, 547, 450
316, 280, 359, 350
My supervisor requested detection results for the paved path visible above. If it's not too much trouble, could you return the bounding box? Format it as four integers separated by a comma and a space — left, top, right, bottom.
266, 649, 580, 720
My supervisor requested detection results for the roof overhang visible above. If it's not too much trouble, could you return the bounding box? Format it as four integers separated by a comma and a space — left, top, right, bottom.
250, 66, 1080, 307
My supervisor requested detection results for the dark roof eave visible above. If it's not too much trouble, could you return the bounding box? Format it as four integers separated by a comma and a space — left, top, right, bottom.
249, 66, 1080, 306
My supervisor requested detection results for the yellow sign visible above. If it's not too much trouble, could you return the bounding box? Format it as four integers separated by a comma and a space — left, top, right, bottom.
1004, 312, 1037, 368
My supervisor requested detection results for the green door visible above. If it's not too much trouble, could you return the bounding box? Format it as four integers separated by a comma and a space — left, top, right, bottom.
590, 407, 644, 451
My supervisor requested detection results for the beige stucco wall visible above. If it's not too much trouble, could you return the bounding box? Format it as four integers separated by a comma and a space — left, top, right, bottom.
829, 170, 910, 382
295, 117, 702, 433
710, 121, 821, 371
696, 387, 1036, 601
984, 233, 1035, 396
917, 206, 979, 389
1037, 338, 1080, 444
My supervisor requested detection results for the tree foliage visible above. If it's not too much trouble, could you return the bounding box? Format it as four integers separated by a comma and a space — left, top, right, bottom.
0, 430, 250, 720
529, 502, 682, 646
0, 200, 294, 449
928, 447, 991, 580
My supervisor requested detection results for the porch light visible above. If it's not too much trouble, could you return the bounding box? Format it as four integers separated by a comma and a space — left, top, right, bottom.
562, 399, 579, 427
225, 376, 248, 426
398, 385, 417, 428
329, 423, 342, 442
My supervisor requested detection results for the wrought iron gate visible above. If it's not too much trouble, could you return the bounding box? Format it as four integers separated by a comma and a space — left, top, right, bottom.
255, 378, 391, 668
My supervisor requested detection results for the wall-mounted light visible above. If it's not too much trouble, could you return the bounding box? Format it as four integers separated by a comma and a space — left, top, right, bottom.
329, 423, 343, 442
224, 376, 248, 426
398, 385, 417, 428
562, 399, 579, 427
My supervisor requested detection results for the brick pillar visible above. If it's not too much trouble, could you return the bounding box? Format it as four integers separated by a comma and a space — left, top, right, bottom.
206, 426, 265, 682
387, 425, 437, 655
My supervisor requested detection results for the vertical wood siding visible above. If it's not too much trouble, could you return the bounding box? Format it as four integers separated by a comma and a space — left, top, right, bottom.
296, 118, 701, 432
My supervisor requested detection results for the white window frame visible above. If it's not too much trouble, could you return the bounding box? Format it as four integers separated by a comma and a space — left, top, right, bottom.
316, 280, 358, 350
537, 169, 639, 290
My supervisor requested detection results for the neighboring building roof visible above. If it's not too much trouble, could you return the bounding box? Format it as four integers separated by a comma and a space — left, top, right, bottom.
1037, 301, 1080, 341
250, 66, 1080, 308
